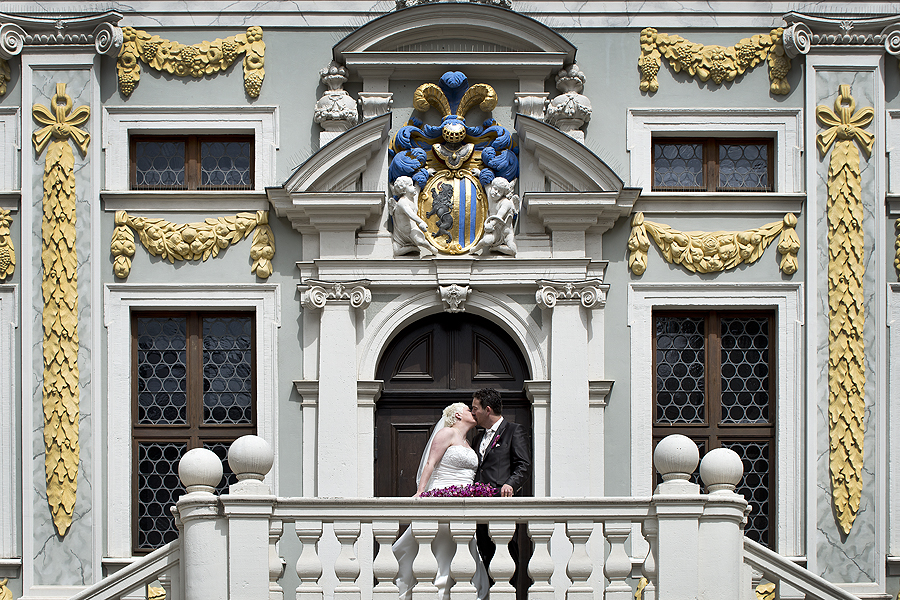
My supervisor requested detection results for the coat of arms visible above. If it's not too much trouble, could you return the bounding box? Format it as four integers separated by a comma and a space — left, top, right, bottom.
388, 71, 519, 256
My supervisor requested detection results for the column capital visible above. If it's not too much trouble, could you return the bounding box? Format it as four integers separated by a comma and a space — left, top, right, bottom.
300, 279, 372, 310
0, 14, 123, 60
535, 278, 607, 309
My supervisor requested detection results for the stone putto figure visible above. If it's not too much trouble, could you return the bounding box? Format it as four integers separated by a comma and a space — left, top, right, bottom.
545, 64, 592, 143
470, 177, 519, 256
389, 176, 436, 258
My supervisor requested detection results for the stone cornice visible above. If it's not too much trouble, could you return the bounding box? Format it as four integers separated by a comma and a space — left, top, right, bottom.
0, 11, 122, 56
526, 191, 637, 236
782, 12, 900, 57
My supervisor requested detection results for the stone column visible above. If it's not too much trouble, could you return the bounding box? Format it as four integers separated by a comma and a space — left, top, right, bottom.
535, 279, 607, 496
300, 280, 371, 496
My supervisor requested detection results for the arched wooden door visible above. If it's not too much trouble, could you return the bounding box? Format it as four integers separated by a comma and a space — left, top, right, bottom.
374, 312, 532, 497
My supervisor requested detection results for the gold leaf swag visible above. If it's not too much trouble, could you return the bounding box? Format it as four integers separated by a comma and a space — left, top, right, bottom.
0, 209, 14, 279
638, 27, 792, 95
117, 26, 265, 97
895, 220, 900, 280
111, 210, 275, 279
33, 83, 89, 536
816, 84, 874, 536
0, 578, 12, 600
627, 212, 799, 275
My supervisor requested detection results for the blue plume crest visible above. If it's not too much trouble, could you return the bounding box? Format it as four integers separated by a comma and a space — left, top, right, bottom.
439, 71, 468, 114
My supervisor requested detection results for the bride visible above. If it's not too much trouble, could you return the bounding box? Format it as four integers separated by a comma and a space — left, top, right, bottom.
393, 402, 491, 600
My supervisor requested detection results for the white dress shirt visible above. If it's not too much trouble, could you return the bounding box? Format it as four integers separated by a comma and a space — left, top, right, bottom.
479, 416, 504, 456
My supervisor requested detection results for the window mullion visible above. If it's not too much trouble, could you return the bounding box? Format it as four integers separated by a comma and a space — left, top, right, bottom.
708, 311, 723, 448
188, 312, 203, 447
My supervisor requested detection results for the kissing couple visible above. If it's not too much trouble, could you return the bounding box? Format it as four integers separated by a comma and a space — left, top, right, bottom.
393, 388, 532, 600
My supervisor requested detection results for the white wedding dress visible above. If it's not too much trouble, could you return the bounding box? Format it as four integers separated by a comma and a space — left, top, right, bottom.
393, 445, 491, 600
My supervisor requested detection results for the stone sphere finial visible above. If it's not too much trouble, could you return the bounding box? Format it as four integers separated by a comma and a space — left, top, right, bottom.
699, 447, 744, 493
228, 435, 274, 482
178, 448, 223, 494
653, 434, 700, 482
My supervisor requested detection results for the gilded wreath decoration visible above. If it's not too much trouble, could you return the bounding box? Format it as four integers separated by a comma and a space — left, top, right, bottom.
117, 26, 265, 97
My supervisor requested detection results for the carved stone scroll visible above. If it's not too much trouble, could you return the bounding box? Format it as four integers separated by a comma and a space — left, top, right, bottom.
638, 27, 791, 95
627, 212, 799, 276
111, 210, 274, 279
0, 209, 14, 279
117, 26, 265, 97
301, 280, 372, 310
33, 83, 89, 536
535, 279, 606, 309
816, 84, 874, 536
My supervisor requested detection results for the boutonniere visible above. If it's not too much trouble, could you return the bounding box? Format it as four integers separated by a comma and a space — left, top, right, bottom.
488, 433, 502, 451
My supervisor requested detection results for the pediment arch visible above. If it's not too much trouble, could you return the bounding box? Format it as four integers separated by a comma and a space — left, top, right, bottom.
333, 3, 576, 80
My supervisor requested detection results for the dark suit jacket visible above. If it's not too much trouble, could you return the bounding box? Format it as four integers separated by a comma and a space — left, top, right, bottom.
474, 419, 531, 495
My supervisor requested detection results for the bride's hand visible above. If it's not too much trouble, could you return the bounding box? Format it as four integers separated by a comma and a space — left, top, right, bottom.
413, 491, 423, 498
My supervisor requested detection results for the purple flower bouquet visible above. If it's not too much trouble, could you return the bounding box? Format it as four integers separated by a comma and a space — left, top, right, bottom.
420, 483, 497, 497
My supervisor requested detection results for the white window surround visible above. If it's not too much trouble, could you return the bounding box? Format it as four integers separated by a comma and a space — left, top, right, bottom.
628, 282, 804, 557
0, 285, 18, 561
886, 110, 900, 210
102, 106, 279, 194
103, 283, 280, 559
890, 284, 900, 558
0, 108, 20, 192
626, 108, 803, 203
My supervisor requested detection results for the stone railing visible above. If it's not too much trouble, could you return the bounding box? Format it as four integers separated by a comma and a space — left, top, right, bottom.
167, 434, 751, 600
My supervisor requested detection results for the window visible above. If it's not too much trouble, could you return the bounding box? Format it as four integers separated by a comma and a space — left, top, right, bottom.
652, 310, 774, 546
132, 311, 255, 552
130, 135, 254, 190
652, 138, 773, 192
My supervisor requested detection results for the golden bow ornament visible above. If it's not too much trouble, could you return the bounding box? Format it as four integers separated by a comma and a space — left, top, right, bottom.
32, 82, 90, 155
816, 84, 874, 158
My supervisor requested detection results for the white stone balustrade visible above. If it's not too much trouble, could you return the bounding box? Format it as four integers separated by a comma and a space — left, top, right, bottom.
170, 435, 751, 600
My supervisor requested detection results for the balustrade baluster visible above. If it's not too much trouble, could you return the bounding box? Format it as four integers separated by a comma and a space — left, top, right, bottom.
333, 520, 362, 600
565, 521, 593, 600
449, 521, 477, 600
527, 521, 556, 600
372, 520, 400, 600
488, 521, 517, 600
640, 518, 658, 600
270, 520, 286, 600
411, 520, 440, 600
295, 521, 324, 600
603, 521, 633, 600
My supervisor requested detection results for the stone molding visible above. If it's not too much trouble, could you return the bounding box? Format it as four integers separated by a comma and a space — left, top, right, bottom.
0, 286, 17, 561
535, 279, 607, 309
300, 280, 372, 310
782, 13, 900, 57
438, 283, 470, 313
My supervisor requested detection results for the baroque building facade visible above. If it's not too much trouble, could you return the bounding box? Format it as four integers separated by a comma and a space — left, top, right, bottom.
0, 1, 899, 600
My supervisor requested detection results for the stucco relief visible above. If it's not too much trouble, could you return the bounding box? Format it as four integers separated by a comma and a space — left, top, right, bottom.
33, 83, 88, 536
117, 26, 265, 97
110, 210, 274, 279
545, 64, 592, 143
0, 209, 14, 280
314, 61, 358, 136
815, 84, 873, 536
638, 27, 791, 95
627, 212, 800, 276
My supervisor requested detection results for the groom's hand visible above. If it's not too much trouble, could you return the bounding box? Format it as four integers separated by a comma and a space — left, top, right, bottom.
500, 484, 513, 497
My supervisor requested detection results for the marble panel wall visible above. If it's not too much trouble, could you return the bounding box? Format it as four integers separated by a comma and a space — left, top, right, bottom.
28, 66, 95, 587
813, 69, 878, 584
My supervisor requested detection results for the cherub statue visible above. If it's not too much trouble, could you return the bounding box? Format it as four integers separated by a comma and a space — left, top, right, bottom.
388, 176, 436, 258
470, 177, 519, 256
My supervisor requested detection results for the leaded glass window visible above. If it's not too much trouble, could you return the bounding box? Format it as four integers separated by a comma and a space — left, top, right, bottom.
652, 138, 773, 192
131, 135, 253, 190
652, 310, 775, 547
132, 312, 255, 553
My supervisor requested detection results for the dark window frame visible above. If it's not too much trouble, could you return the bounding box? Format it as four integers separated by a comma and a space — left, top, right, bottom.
130, 134, 255, 191
131, 310, 257, 554
651, 309, 776, 547
651, 137, 775, 192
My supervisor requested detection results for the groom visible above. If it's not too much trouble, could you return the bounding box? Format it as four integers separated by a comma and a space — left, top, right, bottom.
471, 388, 531, 575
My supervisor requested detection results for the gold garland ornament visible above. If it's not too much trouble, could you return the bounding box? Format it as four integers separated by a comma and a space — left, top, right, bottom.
33, 83, 89, 536
0, 578, 12, 600
0, 209, 14, 280
638, 27, 791, 95
816, 84, 873, 536
0, 59, 10, 96
111, 210, 274, 279
895, 220, 900, 280
755, 583, 776, 600
117, 26, 265, 97
627, 212, 799, 275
